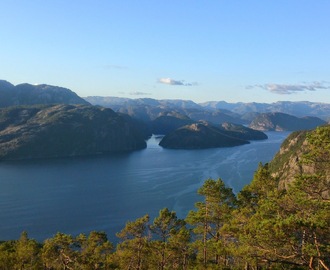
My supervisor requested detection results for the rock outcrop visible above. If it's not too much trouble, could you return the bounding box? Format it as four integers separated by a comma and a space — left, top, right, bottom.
269, 125, 330, 191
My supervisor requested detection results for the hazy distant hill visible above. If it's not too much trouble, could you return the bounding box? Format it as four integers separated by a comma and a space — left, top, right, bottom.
85, 96, 330, 122
0, 104, 146, 160
0, 80, 89, 107
200, 100, 330, 120
85, 96, 246, 125
84, 96, 202, 110
151, 112, 194, 135
249, 112, 326, 131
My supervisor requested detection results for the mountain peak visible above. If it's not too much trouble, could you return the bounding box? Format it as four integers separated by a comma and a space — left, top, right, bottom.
0, 80, 15, 89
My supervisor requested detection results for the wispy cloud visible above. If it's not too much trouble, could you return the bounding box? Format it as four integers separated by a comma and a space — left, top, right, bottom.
247, 81, 330, 95
158, 78, 198, 86
129, 91, 151, 96
103, 64, 128, 70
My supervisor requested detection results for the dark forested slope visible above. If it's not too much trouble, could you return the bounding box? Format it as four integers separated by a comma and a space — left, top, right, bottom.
159, 122, 250, 149
0, 104, 146, 160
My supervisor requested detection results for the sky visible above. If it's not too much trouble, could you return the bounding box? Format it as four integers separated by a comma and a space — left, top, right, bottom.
1, 0, 330, 103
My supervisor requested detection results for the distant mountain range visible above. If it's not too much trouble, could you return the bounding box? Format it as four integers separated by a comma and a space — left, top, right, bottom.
85, 96, 329, 132
200, 100, 330, 120
85, 96, 330, 121
249, 112, 326, 131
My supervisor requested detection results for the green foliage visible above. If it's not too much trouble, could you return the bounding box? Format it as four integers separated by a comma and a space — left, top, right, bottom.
149, 208, 189, 269
233, 128, 330, 269
76, 231, 114, 270
303, 125, 330, 169
15, 231, 41, 269
0, 232, 41, 270
41, 232, 77, 270
0, 240, 16, 270
186, 178, 237, 267
116, 214, 150, 270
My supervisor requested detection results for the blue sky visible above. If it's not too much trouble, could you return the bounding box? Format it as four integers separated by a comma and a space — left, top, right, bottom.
1, 1, 330, 103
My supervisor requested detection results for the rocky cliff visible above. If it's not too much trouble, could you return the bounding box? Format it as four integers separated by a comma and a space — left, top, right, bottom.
269, 125, 330, 191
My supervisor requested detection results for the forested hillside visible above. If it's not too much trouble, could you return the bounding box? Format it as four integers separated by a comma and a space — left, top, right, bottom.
0, 125, 329, 269
0, 105, 146, 160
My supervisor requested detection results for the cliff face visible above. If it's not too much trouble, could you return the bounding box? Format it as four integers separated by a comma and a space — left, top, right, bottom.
269, 125, 330, 191
0, 105, 146, 160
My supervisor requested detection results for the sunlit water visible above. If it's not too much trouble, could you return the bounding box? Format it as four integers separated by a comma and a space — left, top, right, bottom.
0, 132, 289, 242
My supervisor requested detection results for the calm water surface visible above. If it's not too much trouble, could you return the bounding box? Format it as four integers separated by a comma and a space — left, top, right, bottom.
0, 132, 289, 242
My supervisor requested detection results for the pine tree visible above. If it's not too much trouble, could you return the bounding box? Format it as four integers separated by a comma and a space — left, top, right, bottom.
115, 214, 150, 270
15, 231, 41, 270
76, 231, 114, 269
149, 208, 186, 269
186, 178, 237, 267
41, 232, 78, 270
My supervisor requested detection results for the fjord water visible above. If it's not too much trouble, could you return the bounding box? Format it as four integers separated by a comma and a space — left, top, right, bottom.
0, 132, 289, 242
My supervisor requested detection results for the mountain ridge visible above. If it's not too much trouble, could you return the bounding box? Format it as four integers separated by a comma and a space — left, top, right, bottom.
85, 96, 330, 120
0, 80, 89, 107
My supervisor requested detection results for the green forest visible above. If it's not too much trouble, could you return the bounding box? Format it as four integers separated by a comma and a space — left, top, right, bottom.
0, 126, 329, 270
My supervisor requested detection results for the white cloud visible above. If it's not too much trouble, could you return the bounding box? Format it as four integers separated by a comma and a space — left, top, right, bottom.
158, 78, 198, 86
247, 82, 330, 95
129, 91, 151, 96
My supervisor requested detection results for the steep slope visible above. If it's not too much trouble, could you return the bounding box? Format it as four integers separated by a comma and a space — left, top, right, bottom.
0, 105, 146, 160
159, 122, 249, 149
249, 112, 326, 131
269, 125, 330, 191
0, 80, 89, 107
